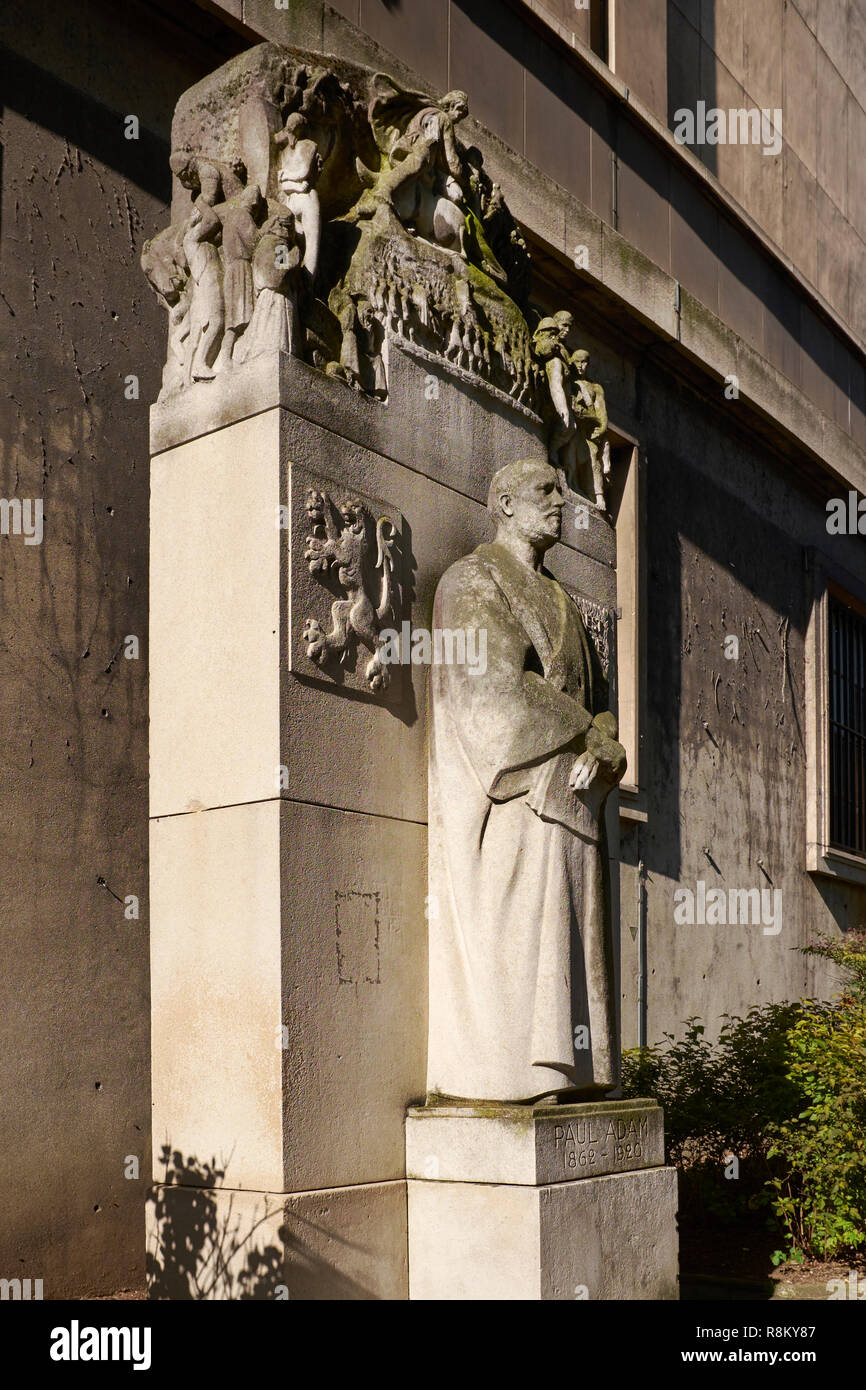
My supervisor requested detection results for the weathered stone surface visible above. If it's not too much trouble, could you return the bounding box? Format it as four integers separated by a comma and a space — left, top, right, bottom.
149, 343, 546, 486
145, 42, 536, 409
406, 1099, 664, 1185
147, 1177, 408, 1300
426, 461, 626, 1103
143, 40, 623, 512
289, 463, 406, 700
150, 796, 426, 1195
407, 1166, 678, 1300
150, 373, 612, 823
150, 408, 282, 820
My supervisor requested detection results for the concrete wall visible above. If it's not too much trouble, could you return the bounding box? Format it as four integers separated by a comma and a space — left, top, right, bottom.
0, 0, 245, 1298
251, 1, 865, 465
665, 0, 866, 343
528, 0, 866, 351
617, 362, 866, 1043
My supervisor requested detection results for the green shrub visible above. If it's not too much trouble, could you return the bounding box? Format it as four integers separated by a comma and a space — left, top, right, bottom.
800, 928, 866, 1006
765, 1000, 866, 1262
622, 1003, 808, 1224
622, 992, 866, 1258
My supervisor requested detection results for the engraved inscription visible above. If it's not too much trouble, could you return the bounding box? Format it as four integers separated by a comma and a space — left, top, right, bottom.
552, 1114, 650, 1173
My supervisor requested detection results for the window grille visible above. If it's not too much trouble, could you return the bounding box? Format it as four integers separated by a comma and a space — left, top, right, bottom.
829, 592, 866, 856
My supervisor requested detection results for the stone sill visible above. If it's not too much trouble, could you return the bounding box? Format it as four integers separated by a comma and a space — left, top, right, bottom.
807, 843, 866, 888
618, 786, 648, 825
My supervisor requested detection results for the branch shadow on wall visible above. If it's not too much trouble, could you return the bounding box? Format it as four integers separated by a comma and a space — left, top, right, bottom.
146, 1147, 379, 1300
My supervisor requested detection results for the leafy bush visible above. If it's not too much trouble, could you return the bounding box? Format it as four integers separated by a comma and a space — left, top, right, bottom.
622, 989, 866, 1259
765, 1000, 866, 1261
622, 1003, 808, 1224
800, 928, 866, 1006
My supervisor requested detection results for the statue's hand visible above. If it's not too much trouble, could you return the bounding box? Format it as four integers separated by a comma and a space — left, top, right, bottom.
585, 718, 627, 785
569, 750, 599, 792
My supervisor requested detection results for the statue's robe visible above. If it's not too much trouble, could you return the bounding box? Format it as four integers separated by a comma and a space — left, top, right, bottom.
427, 541, 618, 1102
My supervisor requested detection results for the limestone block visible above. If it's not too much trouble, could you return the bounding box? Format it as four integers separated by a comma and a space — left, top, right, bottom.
147, 1177, 408, 1301
407, 1166, 678, 1300
151, 379, 613, 823
406, 1100, 664, 1185
150, 408, 282, 819
150, 797, 426, 1194
150, 798, 283, 1192
150, 347, 546, 508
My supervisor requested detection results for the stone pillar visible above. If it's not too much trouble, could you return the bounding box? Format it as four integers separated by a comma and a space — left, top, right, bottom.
406, 1101, 678, 1300
146, 346, 554, 1298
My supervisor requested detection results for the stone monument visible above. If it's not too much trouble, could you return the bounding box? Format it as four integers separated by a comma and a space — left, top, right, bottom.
411, 458, 676, 1299
426, 458, 626, 1106
143, 40, 677, 1300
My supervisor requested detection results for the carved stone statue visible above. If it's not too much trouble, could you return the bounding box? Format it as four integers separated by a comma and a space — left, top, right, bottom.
140, 223, 189, 396
142, 44, 614, 436
533, 312, 612, 511
426, 458, 626, 1103
275, 112, 323, 281
175, 156, 225, 383
359, 82, 470, 257
570, 347, 612, 509
214, 183, 264, 371
235, 210, 303, 362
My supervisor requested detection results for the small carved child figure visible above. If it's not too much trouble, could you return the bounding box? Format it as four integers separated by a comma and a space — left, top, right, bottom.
570, 348, 611, 511
179, 158, 224, 384
215, 183, 264, 371
236, 209, 302, 362
533, 312, 611, 511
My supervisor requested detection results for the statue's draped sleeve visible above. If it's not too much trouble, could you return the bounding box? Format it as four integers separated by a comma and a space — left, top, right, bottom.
431, 552, 593, 802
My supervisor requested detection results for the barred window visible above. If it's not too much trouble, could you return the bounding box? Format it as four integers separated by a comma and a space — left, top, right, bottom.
828, 591, 866, 857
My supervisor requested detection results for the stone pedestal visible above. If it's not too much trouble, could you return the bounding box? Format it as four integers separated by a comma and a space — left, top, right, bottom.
405, 1100, 678, 1300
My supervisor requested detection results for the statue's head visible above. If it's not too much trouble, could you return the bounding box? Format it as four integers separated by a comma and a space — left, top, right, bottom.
282, 111, 307, 144
442, 90, 469, 123
534, 311, 574, 361
572, 348, 590, 377
197, 160, 221, 205
170, 150, 221, 205
488, 458, 564, 552
532, 317, 563, 360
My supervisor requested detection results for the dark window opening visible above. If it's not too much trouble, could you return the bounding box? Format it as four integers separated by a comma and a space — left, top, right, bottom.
829, 591, 866, 857
591, 0, 609, 63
